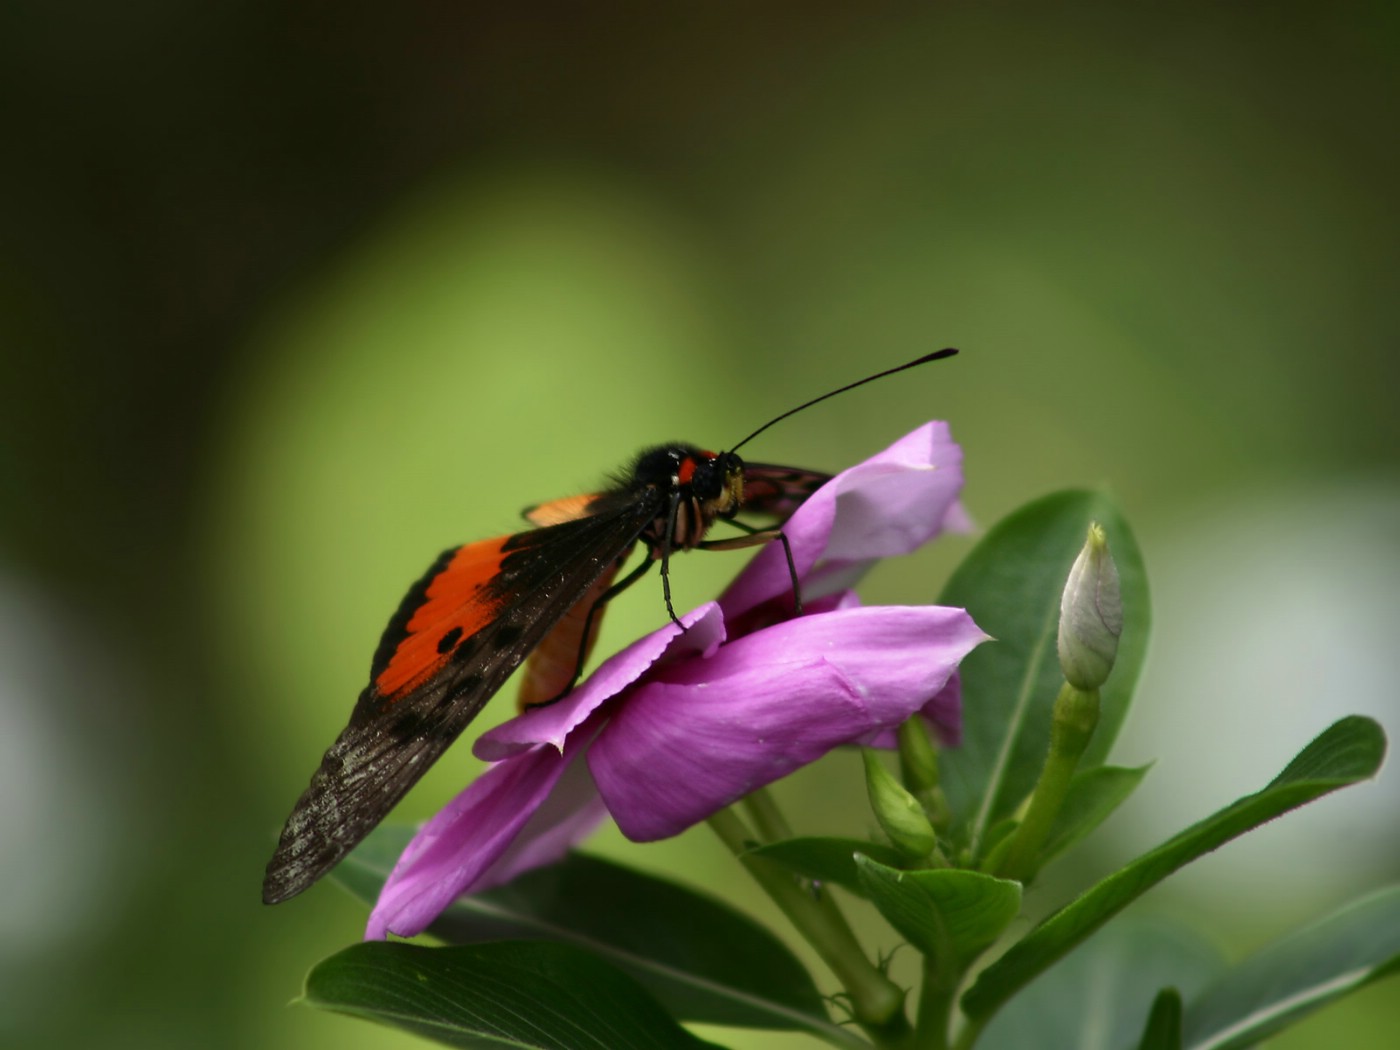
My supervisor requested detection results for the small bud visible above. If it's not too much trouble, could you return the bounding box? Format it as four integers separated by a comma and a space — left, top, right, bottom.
863, 749, 936, 860
897, 716, 940, 796
1057, 522, 1123, 691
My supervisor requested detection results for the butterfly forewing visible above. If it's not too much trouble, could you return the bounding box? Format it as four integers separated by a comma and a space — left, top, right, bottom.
261, 497, 660, 904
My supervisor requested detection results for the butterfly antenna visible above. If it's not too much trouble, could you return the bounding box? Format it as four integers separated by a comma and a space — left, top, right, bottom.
728, 347, 959, 454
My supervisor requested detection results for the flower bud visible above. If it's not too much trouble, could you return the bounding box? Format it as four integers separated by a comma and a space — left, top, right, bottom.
897, 715, 940, 796
862, 749, 936, 860
1057, 522, 1123, 691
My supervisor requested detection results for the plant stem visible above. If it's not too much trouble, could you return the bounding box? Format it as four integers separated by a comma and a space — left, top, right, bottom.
744, 785, 795, 842
913, 954, 958, 1050
996, 683, 1100, 882
950, 1012, 987, 1050
708, 806, 910, 1045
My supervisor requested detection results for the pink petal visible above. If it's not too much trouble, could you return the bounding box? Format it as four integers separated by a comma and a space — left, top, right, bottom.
721, 422, 967, 619
820, 424, 968, 560
366, 737, 601, 939
467, 751, 608, 892
861, 672, 963, 749
590, 604, 988, 840
475, 602, 725, 760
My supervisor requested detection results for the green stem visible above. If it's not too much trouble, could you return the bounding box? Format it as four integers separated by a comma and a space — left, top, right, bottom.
913, 954, 958, 1050
996, 683, 1100, 882
951, 1013, 988, 1050
743, 785, 795, 842
708, 807, 910, 1045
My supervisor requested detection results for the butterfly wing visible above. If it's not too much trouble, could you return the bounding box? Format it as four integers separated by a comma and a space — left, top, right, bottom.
520, 492, 611, 527
262, 496, 658, 904
741, 462, 831, 519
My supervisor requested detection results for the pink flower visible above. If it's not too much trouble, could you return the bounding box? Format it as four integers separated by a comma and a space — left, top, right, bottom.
367, 422, 987, 939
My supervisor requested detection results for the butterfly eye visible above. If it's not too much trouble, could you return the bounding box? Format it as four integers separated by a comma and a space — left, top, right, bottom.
687, 458, 725, 500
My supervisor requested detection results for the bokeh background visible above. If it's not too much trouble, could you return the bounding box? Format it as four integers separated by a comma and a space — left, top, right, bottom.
3, 4, 1398, 1048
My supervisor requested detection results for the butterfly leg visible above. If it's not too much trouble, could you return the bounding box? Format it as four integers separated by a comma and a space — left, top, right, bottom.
659, 489, 687, 629
698, 523, 804, 616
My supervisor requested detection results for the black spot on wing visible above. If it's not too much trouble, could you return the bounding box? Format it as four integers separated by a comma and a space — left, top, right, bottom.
436, 626, 463, 654
446, 672, 482, 695
388, 710, 428, 740
493, 623, 524, 648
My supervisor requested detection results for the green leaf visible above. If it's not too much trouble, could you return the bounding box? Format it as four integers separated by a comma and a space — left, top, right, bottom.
962, 716, 1387, 1023
1039, 763, 1151, 870
938, 490, 1150, 858
1182, 885, 1400, 1049
976, 916, 1222, 1050
334, 829, 835, 1038
1139, 989, 1184, 1050
303, 940, 725, 1049
744, 837, 907, 895
854, 856, 1021, 969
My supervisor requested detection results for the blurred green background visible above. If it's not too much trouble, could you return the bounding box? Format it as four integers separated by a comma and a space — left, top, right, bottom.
3, 4, 1398, 1048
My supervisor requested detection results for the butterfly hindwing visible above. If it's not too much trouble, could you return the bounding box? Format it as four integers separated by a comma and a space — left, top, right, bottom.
261, 496, 660, 904
521, 492, 611, 527
515, 554, 629, 710
741, 462, 832, 518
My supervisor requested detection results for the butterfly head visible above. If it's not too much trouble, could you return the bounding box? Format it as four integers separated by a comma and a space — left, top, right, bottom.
633, 445, 745, 512
630, 445, 746, 550
685, 449, 745, 519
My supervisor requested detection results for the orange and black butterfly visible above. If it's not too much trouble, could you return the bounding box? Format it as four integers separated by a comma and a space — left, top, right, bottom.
262, 349, 958, 904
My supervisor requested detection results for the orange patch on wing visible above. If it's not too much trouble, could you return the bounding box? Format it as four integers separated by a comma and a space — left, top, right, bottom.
523, 493, 604, 527
374, 536, 511, 698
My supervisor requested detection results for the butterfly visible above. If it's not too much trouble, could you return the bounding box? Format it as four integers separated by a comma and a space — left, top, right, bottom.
262, 348, 958, 904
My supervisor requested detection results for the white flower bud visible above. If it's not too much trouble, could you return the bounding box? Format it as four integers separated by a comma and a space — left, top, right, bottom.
1057, 522, 1123, 691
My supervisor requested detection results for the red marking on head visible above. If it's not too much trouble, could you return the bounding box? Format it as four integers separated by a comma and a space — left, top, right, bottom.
678, 451, 717, 486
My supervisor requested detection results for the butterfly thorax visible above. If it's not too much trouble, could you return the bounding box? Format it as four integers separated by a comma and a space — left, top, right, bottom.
628, 444, 745, 553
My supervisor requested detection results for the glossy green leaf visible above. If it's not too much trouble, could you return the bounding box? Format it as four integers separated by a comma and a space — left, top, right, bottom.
1139, 989, 1184, 1050
1039, 764, 1151, 871
976, 916, 1222, 1050
335, 828, 836, 1038
303, 940, 724, 1049
854, 856, 1020, 969
1182, 885, 1400, 1049
962, 716, 1386, 1023
744, 837, 906, 896
938, 491, 1150, 859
